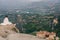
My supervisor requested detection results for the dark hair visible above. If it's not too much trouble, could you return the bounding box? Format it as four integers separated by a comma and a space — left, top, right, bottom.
5, 15, 8, 17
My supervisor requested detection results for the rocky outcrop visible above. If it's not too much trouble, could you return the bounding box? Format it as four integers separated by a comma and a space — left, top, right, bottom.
36, 31, 59, 40
0, 33, 46, 40
0, 24, 19, 37
0, 24, 46, 40
7, 33, 46, 40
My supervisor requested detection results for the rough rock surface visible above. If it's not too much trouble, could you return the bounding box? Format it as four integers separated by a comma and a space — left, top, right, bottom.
0, 24, 46, 40
0, 36, 6, 40
0, 33, 46, 40
0, 24, 19, 37
7, 33, 46, 40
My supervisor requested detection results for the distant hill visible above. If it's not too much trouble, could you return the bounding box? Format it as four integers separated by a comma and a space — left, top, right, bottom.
0, 0, 60, 15
21, 0, 60, 15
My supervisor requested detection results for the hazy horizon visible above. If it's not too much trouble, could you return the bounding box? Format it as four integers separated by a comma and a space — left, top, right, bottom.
0, 0, 42, 9
0, 0, 59, 10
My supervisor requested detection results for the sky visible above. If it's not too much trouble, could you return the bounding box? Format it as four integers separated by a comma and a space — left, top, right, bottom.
0, 0, 56, 9
0, 0, 42, 5
0, 0, 42, 7
0, 0, 41, 2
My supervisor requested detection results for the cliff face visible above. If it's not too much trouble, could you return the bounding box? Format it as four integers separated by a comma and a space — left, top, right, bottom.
7, 33, 46, 40
0, 24, 46, 40
0, 33, 46, 40
0, 24, 19, 37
